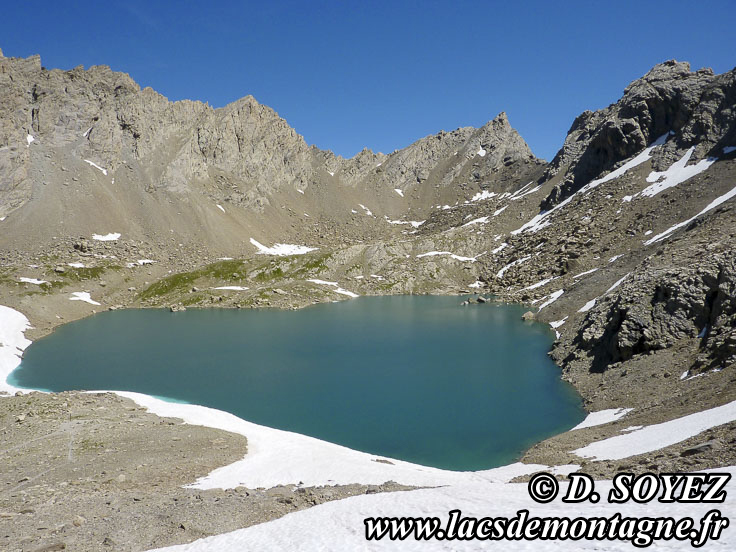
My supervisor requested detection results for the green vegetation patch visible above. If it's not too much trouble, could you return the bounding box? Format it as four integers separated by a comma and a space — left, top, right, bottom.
139, 259, 246, 300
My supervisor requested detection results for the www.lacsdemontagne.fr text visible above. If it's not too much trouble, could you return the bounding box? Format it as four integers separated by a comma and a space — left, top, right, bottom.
364, 508, 728, 547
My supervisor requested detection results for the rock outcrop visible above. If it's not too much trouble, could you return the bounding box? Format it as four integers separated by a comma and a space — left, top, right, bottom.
540, 60, 736, 210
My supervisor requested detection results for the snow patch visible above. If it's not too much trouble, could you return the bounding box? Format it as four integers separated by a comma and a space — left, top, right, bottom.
644, 184, 736, 245
573, 267, 599, 279
69, 292, 101, 306
493, 205, 508, 216
216, 204, 226, 213
578, 299, 597, 313
462, 216, 489, 227
92, 233, 120, 241
84, 159, 108, 175
521, 277, 556, 291
394, 188, 404, 197
497, 256, 531, 278
537, 289, 564, 311
572, 408, 633, 431
26, 134, 34, 147
68, 262, 85, 268
639, 148, 717, 198
491, 242, 508, 254
608, 254, 624, 263
0, 305, 32, 394
213, 286, 249, 291
468, 280, 483, 289
605, 273, 630, 294
19, 277, 48, 285
416, 251, 478, 262
724, 146, 736, 154
250, 238, 317, 256
573, 400, 736, 460
549, 317, 568, 329
306, 279, 359, 298
477, 146, 486, 157
470, 190, 496, 202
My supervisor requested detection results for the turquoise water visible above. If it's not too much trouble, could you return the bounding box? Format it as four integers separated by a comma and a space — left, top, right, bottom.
10, 296, 583, 470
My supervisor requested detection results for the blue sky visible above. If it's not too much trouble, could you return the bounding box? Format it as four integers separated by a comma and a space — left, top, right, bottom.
1, 1, 734, 160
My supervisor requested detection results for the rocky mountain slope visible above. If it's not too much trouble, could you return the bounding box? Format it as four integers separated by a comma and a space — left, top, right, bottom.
1, 49, 735, 550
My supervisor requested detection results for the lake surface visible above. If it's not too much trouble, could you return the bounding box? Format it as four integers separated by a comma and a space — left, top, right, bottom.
10, 296, 583, 470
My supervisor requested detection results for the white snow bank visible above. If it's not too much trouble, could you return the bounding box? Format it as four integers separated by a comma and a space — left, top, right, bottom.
493, 205, 508, 216
578, 298, 596, 313
306, 279, 359, 299
608, 254, 624, 263
644, 184, 736, 245
150, 463, 735, 552
333, 288, 359, 298
491, 242, 508, 254
468, 280, 483, 289
358, 204, 373, 216
512, 133, 670, 235
496, 256, 531, 278
461, 216, 489, 227
573, 267, 599, 279
510, 183, 542, 201
394, 188, 404, 197
386, 218, 424, 228
216, 204, 226, 213
549, 317, 567, 329
115, 391, 491, 490
26, 134, 34, 147
605, 273, 630, 294
724, 146, 736, 154
68, 262, 85, 268
639, 147, 716, 198
537, 289, 564, 311
69, 292, 101, 306
213, 286, 249, 291
571, 408, 633, 431
521, 277, 556, 291
92, 233, 120, 241
573, 400, 736, 461
19, 277, 48, 285
470, 190, 496, 202
0, 305, 32, 394
477, 146, 486, 157
416, 251, 477, 262
297, 189, 304, 194
250, 238, 317, 256
84, 159, 108, 175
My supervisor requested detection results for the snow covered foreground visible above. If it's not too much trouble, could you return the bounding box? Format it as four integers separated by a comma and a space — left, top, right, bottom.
2, 305, 735, 550
149, 468, 736, 551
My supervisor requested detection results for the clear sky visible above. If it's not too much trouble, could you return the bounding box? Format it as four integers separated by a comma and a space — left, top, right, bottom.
1, 1, 734, 160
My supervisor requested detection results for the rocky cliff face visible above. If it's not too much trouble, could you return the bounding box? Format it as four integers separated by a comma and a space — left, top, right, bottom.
0, 50, 538, 250
540, 60, 736, 210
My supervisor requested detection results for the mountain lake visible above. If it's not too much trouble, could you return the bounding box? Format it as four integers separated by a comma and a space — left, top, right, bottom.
9, 295, 584, 470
